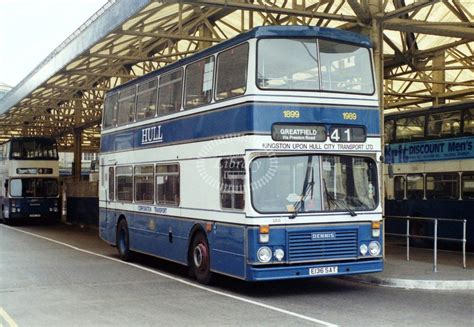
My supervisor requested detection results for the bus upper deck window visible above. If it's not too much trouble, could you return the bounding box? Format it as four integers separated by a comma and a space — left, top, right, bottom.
158, 69, 183, 116
319, 39, 374, 94
257, 39, 319, 91
136, 79, 158, 122
216, 43, 249, 100
427, 111, 461, 138
184, 57, 214, 109
103, 94, 118, 128
117, 87, 136, 126
463, 109, 474, 135
384, 120, 395, 144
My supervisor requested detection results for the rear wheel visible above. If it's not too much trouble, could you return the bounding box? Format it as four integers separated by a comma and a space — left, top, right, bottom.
189, 232, 213, 284
116, 219, 132, 261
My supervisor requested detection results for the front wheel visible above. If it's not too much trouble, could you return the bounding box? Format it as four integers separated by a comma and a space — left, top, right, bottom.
189, 232, 213, 284
116, 219, 132, 261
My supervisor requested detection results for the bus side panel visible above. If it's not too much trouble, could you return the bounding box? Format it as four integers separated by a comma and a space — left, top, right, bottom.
127, 212, 191, 264
99, 208, 117, 244
208, 224, 246, 279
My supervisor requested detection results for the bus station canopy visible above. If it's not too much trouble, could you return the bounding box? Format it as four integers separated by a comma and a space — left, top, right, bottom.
0, 0, 472, 150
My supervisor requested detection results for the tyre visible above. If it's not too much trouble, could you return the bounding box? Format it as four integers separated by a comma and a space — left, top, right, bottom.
116, 219, 132, 261
189, 232, 213, 284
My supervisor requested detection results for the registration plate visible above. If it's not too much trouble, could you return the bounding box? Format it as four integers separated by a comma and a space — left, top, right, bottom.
309, 266, 338, 275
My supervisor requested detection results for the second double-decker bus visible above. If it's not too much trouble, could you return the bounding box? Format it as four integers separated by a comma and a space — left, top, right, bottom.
99, 26, 383, 283
0, 136, 60, 223
384, 101, 474, 247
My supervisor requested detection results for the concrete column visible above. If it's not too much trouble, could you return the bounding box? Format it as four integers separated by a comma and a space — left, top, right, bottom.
432, 51, 446, 105
73, 129, 82, 181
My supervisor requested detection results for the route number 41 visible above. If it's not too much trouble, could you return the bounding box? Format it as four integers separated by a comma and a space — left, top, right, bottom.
330, 128, 351, 142
329, 127, 366, 142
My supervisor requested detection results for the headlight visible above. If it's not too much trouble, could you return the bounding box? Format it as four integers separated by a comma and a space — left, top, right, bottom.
54, 207, 58, 212
257, 246, 272, 263
369, 241, 381, 256
274, 248, 285, 261
360, 244, 368, 256
12, 208, 16, 213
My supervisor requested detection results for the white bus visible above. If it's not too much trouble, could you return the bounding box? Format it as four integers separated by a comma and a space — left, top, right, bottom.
99, 26, 383, 283
0, 137, 60, 223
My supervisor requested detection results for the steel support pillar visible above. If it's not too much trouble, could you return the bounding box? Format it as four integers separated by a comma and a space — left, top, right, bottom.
432, 51, 446, 105
73, 129, 82, 181
368, 0, 385, 257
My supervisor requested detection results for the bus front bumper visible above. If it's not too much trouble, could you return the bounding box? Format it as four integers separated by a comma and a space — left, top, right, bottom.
246, 258, 383, 281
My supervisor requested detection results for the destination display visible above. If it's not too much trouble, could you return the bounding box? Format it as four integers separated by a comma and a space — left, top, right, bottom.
16, 168, 53, 174
272, 124, 326, 142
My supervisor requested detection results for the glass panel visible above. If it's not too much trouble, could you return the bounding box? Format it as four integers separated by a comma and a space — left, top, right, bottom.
9, 178, 58, 197
156, 165, 179, 174
117, 87, 136, 125
406, 174, 424, 199
10, 179, 22, 197
462, 172, 474, 200
216, 43, 249, 100
116, 166, 133, 202
185, 57, 214, 109
257, 39, 319, 90
427, 111, 461, 138
395, 116, 425, 142
384, 120, 395, 144
135, 176, 154, 203
319, 39, 374, 94
250, 155, 377, 213
463, 109, 474, 135
426, 173, 459, 200
136, 79, 157, 122
321, 156, 377, 211
108, 167, 114, 201
10, 138, 58, 160
158, 69, 183, 116
103, 93, 118, 128
134, 165, 153, 203
394, 176, 405, 200
220, 158, 245, 210
156, 164, 179, 205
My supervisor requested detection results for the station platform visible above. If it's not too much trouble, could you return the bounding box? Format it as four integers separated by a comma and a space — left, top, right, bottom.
347, 241, 474, 290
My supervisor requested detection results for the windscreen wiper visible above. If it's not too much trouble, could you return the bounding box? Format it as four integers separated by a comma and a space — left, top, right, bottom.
323, 178, 357, 217
290, 159, 314, 219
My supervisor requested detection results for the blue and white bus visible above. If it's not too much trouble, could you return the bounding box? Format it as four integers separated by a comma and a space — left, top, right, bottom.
384, 101, 474, 247
99, 26, 383, 283
0, 137, 60, 223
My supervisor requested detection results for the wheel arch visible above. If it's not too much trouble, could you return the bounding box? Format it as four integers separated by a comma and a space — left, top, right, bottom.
187, 223, 209, 266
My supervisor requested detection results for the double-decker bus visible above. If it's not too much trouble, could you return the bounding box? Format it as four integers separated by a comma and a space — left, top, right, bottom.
384, 101, 474, 246
0, 137, 60, 223
99, 26, 383, 283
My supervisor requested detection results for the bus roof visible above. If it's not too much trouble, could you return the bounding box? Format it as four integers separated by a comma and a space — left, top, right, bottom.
385, 100, 474, 120
107, 25, 372, 95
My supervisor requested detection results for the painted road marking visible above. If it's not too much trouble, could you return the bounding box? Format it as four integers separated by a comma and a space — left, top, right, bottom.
1, 225, 337, 326
0, 307, 18, 327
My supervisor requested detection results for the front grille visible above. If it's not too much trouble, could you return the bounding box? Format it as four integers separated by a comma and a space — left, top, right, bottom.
288, 229, 358, 262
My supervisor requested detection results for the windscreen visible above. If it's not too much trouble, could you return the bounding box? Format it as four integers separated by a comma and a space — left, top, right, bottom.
10, 178, 59, 197
251, 155, 378, 214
